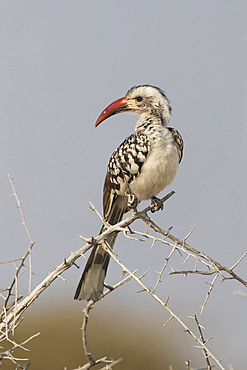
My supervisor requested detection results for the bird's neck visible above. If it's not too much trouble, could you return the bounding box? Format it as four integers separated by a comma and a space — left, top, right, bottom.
135, 112, 168, 134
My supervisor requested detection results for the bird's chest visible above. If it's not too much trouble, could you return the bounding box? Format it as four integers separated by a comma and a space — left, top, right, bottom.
129, 133, 179, 200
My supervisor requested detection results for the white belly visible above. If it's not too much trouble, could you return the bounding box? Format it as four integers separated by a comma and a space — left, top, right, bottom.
129, 131, 179, 200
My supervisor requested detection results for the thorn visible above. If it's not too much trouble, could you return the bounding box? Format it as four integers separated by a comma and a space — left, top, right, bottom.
164, 295, 170, 306
139, 268, 150, 279
163, 314, 173, 327
72, 262, 80, 269
58, 275, 66, 282
78, 235, 97, 244
120, 269, 127, 278
136, 288, 146, 294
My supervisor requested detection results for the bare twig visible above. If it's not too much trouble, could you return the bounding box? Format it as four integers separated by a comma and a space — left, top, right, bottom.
8, 174, 34, 245
0, 332, 40, 368
140, 216, 247, 288
194, 315, 213, 369
3, 176, 36, 314
200, 272, 220, 316
230, 251, 247, 270
80, 300, 122, 369
153, 245, 177, 292
81, 300, 96, 366
101, 241, 225, 369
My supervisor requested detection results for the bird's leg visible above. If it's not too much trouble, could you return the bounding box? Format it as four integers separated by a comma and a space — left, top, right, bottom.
151, 196, 164, 213
127, 192, 138, 212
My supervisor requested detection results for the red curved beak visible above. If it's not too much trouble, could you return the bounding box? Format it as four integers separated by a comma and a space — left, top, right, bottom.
95, 97, 129, 127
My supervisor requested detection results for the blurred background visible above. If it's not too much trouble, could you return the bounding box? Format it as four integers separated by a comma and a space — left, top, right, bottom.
1, 1, 247, 369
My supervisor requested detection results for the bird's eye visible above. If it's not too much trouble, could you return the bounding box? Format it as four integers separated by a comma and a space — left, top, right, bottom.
136, 96, 143, 102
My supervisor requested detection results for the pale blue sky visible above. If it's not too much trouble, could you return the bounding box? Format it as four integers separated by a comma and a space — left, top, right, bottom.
1, 1, 247, 368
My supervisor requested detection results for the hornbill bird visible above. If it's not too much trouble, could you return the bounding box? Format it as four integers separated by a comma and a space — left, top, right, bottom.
74, 85, 183, 301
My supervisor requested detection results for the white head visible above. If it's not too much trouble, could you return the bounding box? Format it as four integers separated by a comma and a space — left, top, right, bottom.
95, 85, 171, 127
126, 85, 171, 125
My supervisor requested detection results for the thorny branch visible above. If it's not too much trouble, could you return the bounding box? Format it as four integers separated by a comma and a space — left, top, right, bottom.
7, 174, 35, 295
139, 215, 247, 288
101, 241, 225, 370
0, 332, 40, 369
2, 176, 35, 316
194, 315, 213, 370
0, 191, 175, 338
0, 176, 39, 368
84, 200, 246, 369
79, 300, 116, 370
78, 266, 153, 370
1, 178, 247, 369
0, 187, 175, 367
200, 272, 220, 316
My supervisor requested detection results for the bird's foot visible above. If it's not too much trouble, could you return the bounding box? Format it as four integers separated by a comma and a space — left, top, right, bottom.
127, 192, 138, 212
151, 196, 164, 213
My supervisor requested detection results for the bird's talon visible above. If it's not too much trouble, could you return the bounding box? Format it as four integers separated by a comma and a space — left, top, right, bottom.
151, 196, 164, 213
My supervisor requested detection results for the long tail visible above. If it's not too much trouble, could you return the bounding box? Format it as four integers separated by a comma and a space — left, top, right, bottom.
74, 197, 126, 301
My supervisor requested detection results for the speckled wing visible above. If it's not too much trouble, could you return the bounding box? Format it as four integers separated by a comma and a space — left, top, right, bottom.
103, 133, 151, 221
167, 127, 184, 163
